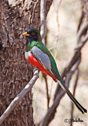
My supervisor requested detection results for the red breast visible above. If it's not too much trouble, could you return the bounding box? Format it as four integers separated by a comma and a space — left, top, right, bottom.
27, 52, 57, 80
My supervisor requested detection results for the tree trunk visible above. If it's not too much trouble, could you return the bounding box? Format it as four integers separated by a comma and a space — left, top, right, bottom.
0, 0, 52, 125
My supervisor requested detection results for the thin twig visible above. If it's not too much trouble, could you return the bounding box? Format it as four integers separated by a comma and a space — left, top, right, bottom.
0, 69, 39, 125
77, 22, 88, 43
77, 10, 84, 32
40, 90, 65, 126
40, 0, 50, 111
61, 34, 88, 78
40, 0, 46, 44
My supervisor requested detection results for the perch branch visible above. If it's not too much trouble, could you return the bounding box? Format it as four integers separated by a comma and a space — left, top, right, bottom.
0, 69, 39, 125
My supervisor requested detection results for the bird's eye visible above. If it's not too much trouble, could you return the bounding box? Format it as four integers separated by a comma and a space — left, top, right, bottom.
31, 32, 35, 36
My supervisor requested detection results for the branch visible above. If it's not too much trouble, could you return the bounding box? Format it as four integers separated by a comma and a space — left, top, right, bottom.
77, 10, 84, 32
77, 22, 88, 43
55, 29, 88, 100
40, 0, 50, 111
40, 3, 88, 125
40, 90, 65, 126
0, 69, 39, 125
40, 0, 46, 43
61, 33, 88, 78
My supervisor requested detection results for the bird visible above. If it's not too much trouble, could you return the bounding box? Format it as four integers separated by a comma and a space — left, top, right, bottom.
23, 28, 87, 114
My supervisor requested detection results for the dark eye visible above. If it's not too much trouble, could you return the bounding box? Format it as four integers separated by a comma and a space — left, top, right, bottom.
31, 32, 35, 36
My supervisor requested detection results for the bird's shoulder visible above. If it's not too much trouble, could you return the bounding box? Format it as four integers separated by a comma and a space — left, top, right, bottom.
36, 42, 51, 56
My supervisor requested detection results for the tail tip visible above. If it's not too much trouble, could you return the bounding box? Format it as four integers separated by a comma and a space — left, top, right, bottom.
82, 108, 87, 114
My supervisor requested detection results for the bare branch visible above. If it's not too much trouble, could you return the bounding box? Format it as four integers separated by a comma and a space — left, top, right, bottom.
40, 0, 46, 43
77, 22, 88, 43
40, 90, 65, 126
40, 0, 50, 111
0, 69, 39, 125
76, 33, 88, 50
61, 34, 88, 78
77, 10, 84, 32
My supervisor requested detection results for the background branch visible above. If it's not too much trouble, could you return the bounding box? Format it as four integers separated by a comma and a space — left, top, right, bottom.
40, 0, 46, 44
40, 0, 50, 111
40, 18, 88, 125
46, 9, 88, 124
54, 33, 88, 99
40, 1, 88, 125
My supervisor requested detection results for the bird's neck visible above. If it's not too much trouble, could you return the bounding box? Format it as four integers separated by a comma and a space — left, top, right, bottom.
26, 37, 32, 45
25, 37, 32, 52
26, 36, 42, 52
26, 38, 39, 52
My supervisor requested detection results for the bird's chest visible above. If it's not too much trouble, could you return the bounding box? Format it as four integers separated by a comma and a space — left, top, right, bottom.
25, 51, 35, 65
25, 51, 31, 60
25, 46, 51, 70
25, 51, 42, 68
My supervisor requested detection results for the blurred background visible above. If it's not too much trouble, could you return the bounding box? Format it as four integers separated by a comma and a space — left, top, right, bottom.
0, 0, 88, 125
32, 0, 88, 125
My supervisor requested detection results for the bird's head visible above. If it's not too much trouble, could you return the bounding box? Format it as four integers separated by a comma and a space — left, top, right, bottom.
23, 28, 42, 42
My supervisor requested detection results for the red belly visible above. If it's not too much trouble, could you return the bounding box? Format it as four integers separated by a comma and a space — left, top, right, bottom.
27, 52, 56, 80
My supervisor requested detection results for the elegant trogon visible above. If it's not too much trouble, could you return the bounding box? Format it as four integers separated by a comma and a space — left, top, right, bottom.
23, 28, 87, 114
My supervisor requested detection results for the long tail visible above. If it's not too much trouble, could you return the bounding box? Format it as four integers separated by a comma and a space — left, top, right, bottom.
57, 80, 87, 114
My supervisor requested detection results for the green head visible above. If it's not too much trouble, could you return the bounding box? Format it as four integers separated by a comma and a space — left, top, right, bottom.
23, 28, 42, 43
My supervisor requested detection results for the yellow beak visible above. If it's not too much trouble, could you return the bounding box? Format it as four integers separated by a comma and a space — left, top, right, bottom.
22, 32, 30, 36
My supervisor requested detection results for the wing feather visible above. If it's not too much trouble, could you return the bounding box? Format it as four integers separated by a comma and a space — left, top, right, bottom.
31, 46, 55, 77
31, 46, 51, 69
